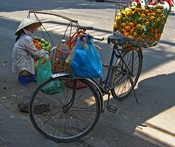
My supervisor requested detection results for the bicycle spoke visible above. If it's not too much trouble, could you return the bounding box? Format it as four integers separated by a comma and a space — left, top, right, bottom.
29, 76, 100, 143
110, 48, 142, 100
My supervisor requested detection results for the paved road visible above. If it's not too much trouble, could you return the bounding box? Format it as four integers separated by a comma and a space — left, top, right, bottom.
0, 0, 175, 146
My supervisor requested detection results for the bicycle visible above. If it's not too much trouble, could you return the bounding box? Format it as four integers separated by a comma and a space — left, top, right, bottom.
29, 26, 143, 142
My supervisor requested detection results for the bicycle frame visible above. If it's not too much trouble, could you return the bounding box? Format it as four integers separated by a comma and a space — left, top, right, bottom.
91, 46, 123, 93
91, 43, 142, 93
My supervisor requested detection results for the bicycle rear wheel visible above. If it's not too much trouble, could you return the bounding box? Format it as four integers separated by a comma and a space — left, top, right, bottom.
29, 75, 101, 143
110, 48, 143, 100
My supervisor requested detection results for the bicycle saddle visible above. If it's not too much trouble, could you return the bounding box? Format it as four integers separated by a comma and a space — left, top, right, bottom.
107, 34, 127, 45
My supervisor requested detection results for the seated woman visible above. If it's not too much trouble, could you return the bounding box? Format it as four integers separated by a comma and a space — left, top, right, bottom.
12, 18, 48, 76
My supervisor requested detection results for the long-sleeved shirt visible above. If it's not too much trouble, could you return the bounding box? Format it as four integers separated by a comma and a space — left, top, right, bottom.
12, 32, 46, 74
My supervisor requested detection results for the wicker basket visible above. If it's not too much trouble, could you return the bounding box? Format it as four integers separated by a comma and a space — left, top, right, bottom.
113, 3, 169, 47
51, 42, 71, 73
63, 79, 86, 89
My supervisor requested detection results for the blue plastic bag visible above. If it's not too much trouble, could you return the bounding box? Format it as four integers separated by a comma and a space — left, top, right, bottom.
70, 35, 102, 78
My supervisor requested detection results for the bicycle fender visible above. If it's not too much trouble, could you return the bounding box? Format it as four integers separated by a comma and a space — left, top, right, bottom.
85, 78, 104, 113
51, 72, 70, 78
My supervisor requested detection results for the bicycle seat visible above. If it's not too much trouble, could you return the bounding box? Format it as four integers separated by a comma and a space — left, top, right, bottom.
107, 34, 127, 45
108, 34, 150, 48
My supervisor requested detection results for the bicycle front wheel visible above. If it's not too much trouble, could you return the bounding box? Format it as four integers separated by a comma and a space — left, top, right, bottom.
29, 75, 101, 143
110, 48, 143, 100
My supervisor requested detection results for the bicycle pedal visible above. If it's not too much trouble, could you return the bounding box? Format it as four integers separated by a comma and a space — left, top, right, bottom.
107, 105, 118, 113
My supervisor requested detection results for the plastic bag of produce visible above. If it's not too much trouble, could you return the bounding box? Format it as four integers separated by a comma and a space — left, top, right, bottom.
37, 56, 62, 95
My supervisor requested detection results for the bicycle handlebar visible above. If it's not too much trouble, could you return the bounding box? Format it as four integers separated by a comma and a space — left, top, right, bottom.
77, 26, 94, 31
80, 34, 104, 41
91, 35, 104, 41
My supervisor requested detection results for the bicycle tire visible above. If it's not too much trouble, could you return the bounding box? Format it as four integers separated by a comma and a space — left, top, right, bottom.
29, 75, 101, 143
110, 48, 143, 100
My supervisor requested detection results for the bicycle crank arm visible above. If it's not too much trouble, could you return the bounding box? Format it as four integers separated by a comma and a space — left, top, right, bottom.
106, 93, 118, 113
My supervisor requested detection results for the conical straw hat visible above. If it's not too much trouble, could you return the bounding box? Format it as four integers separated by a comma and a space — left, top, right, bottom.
15, 18, 42, 35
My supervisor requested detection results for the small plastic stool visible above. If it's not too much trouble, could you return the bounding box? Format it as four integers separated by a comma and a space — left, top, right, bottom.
18, 74, 35, 86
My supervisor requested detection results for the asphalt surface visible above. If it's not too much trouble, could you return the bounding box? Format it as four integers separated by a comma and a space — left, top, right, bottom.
0, 0, 175, 146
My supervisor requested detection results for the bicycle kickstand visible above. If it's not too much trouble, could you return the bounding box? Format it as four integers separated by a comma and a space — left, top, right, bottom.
107, 93, 118, 113
129, 78, 140, 104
